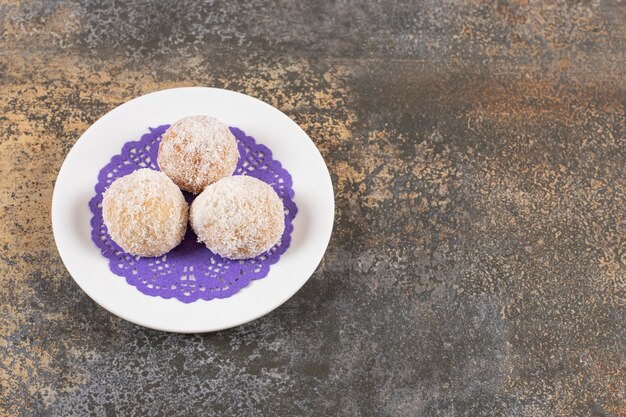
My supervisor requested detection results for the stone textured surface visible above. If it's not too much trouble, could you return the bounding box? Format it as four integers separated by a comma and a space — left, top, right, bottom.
1, 1, 624, 416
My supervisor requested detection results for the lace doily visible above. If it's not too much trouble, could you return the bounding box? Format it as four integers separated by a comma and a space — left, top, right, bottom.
89, 125, 297, 303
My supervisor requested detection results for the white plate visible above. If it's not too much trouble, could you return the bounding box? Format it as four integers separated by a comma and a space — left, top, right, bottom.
52, 87, 334, 333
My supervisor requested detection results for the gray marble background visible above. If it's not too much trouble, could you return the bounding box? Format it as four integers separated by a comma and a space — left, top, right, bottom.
0, 1, 624, 416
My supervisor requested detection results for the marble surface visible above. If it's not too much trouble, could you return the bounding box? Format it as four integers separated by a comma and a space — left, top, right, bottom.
1, 1, 624, 416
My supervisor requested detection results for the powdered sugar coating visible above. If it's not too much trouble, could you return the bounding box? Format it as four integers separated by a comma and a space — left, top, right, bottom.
102, 168, 188, 257
190, 176, 285, 259
157, 115, 239, 194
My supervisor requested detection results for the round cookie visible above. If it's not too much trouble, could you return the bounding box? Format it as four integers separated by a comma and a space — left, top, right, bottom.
157, 115, 239, 194
190, 176, 285, 259
102, 169, 188, 257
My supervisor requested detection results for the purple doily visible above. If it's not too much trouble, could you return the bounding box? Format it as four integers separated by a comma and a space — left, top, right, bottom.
89, 125, 297, 303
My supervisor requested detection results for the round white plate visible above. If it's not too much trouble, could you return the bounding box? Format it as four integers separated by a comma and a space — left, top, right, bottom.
52, 87, 334, 333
